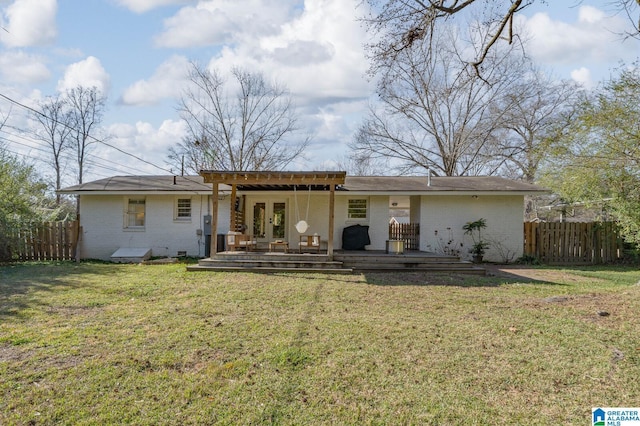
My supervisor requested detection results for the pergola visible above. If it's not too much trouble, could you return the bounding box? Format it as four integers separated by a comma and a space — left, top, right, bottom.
200, 171, 347, 259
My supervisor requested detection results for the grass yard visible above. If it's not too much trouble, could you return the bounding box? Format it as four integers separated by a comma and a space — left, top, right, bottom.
1, 262, 639, 425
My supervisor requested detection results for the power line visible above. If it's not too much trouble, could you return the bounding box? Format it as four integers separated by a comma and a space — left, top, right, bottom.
0, 133, 142, 177
0, 92, 175, 175
0, 136, 119, 180
0, 127, 151, 176
0, 91, 211, 195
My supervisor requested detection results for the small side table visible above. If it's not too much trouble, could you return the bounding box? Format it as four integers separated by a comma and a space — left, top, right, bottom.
269, 241, 289, 253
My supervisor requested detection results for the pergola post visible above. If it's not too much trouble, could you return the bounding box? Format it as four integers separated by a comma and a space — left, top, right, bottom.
230, 183, 237, 232
328, 184, 335, 260
210, 182, 218, 257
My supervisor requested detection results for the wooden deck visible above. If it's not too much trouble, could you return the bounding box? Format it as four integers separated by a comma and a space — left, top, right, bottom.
187, 250, 485, 275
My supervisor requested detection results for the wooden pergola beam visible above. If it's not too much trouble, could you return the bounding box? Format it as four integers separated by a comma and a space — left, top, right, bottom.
201, 170, 346, 186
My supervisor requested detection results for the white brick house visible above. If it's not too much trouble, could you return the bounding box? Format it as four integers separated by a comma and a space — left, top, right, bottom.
59, 173, 545, 262
59, 176, 229, 260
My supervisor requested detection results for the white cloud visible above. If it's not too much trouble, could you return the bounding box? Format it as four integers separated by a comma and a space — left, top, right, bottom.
271, 40, 335, 67
114, 0, 193, 14
577, 5, 605, 24
519, 5, 640, 66
154, 0, 292, 48
309, 99, 368, 141
138, 0, 372, 124
570, 67, 593, 88
0, 51, 50, 84
57, 56, 111, 94
301, 98, 370, 164
109, 120, 187, 150
210, 0, 373, 103
101, 119, 187, 176
120, 55, 191, 106
0, 0, 57, 48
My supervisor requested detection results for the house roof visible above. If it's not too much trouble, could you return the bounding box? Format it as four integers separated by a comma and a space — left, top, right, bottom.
341, 176, 546, 194
59, 174, 547, 195
58, 175, 215, 194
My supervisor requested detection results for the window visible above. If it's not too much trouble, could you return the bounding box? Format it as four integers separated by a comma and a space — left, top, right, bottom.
126, 198, 145, 228
348, 198, 368, 220
175, 198, 192, 220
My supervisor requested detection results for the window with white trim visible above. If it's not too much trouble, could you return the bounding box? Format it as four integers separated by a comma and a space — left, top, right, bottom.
175, 198, 192, 220
347, 198, 368, 220
125, 198, 145, 228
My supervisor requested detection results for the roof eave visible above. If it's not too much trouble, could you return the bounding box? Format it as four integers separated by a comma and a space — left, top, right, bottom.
57, 190, 214, 196
336, 190, 549, 196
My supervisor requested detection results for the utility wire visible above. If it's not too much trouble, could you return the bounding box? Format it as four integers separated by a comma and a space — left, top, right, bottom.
0, 136, 133, 178
0, 91, 212, 195
0, 127, 148, 176
0, 92, 175, 175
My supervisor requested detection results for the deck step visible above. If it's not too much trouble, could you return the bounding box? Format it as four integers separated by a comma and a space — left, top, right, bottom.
187, 251, 485, 275
187, 265, 353, 274
334, 255, 461, 263
197, 259, 346, 269
212, 253, 330, 262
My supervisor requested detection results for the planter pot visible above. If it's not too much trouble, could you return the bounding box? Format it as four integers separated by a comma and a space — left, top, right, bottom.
472, 254, 484, 263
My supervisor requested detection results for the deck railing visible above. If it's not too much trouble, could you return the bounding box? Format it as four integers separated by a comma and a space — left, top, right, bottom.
389, 223, 420, 251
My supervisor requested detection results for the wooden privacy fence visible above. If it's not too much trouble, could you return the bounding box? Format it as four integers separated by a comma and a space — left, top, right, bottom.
389, 223, 420, 251
12, 221, 80, 261
524, 222, 622, 264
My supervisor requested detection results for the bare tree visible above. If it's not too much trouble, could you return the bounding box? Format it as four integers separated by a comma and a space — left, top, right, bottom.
351, 26, 526, 176
31, 95, 74, 203
65, 86, 107, 185
360, 0, 639, 73
333, 151, 389, 175
616, 0, 640, 38
491, 70, 583, 182
170, 63, 310, 173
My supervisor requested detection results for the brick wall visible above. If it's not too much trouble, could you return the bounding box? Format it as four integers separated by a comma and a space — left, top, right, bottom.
420, 195, 524, 262
78, 194, 230, 260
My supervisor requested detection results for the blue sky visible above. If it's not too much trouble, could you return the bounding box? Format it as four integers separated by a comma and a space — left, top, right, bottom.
0, 0, 639, 185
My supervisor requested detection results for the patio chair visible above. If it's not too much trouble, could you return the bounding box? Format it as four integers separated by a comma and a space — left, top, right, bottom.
226, 231, 257, 251
299, 234, 321, 253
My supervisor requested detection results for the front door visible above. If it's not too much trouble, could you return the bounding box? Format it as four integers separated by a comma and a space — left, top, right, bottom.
252, 200, 286, 243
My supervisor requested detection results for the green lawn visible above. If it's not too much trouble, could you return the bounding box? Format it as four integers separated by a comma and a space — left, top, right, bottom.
1, 262, 639, 425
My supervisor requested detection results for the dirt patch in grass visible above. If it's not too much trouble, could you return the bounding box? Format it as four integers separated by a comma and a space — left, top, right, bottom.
486, 264, 640, 328
363, 264, 605, 287
0, 345, 27, 362
363, 271, 493, 286
486, 264, 598, 283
